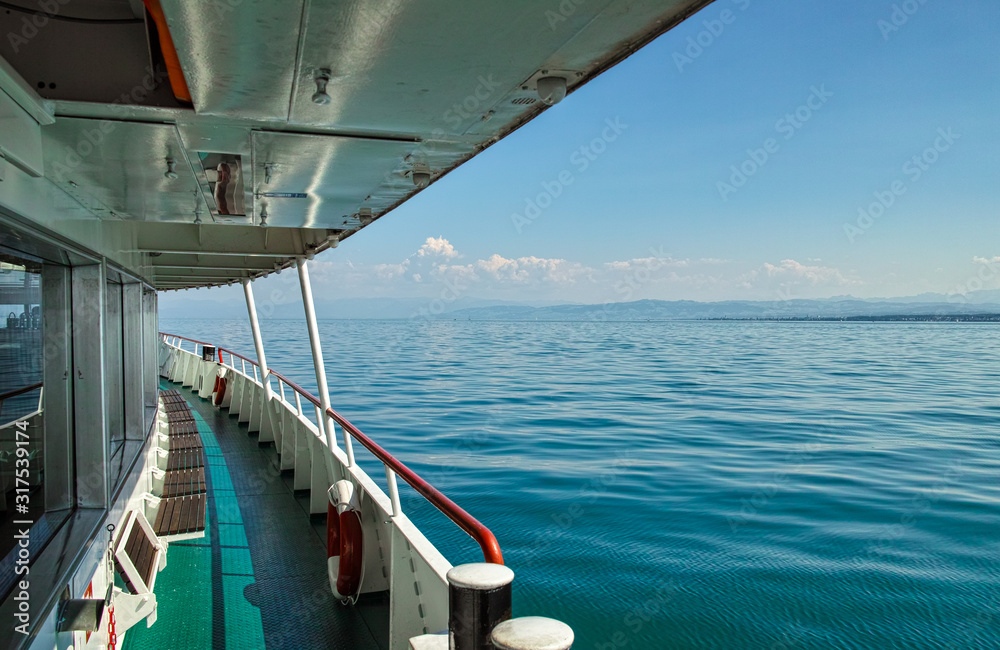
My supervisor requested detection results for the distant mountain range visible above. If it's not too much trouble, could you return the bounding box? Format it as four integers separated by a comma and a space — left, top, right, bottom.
437, 298, 1000, 321
158, 289, 1000, 321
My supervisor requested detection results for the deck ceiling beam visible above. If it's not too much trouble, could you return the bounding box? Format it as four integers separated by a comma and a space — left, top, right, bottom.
153, 269, 255, 279
149, 254, 285, 271
127, 223, 336, 257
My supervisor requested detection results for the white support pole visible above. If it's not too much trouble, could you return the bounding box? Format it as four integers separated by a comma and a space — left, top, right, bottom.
385, 467, 401, 517
297, 258, 355, 465
242, 279, 276, 426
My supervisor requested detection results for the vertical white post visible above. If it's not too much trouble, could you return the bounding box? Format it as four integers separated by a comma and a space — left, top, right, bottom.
242, 278, 275, 413
385, 467, 401, 517
296, 258, 354, 465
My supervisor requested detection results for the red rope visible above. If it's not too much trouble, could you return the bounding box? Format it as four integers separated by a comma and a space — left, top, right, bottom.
108, 604, 117, 650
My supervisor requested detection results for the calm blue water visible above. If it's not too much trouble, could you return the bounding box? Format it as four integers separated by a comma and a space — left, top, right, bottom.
161, 319, 1000, 649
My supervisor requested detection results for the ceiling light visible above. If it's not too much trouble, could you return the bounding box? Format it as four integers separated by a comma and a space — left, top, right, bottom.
411, 163, 431, 188
536, 76, 567, 105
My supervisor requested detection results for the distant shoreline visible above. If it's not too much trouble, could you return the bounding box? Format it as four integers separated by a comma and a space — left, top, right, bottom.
160, 315, 1000, 323
703, 314, 1000, 322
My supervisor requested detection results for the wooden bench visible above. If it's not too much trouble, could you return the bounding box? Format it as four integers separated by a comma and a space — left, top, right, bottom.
168, 434, 204, 451
161, 467, 206, 498
154, 390, 208, 540
167, 418, 197, 433
165, 448, 204, 471
154, 494, 207, 537
114, 510, 164, 596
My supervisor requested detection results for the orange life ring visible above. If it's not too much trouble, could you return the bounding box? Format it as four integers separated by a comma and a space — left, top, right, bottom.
327, 480, 364, 602
213, 367, 227, 405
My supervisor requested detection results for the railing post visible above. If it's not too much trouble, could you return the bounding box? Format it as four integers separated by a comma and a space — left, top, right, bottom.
447, 564, 514, 650
385, 467, 401, 517
314, 404, 326, 440
296, 257, 353, 463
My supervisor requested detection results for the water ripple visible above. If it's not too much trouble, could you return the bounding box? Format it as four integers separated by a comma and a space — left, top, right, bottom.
163, 319, 1000, 649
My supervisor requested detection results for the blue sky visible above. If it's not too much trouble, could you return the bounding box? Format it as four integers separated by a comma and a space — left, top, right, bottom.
167, 0, 999, 311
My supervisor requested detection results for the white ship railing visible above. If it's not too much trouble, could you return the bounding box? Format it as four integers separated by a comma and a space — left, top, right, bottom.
160, 332, 503, 648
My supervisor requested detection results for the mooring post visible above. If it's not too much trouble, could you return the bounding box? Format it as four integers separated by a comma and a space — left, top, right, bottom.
447, 563, 514, 650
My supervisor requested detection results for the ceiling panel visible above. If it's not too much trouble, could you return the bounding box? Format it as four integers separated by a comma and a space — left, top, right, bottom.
250, 130, 418, 228
288, 0, 611, 134
41, 118, 206, 222
159, 0, 305, 120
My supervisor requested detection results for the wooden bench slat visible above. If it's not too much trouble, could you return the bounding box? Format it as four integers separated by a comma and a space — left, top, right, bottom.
154, 495, 208, 536
162, 467, 207, 497
168, 434, 204, 451
168, 495, 184, 534
167, 421, 198, 435
166, 449, 204, 470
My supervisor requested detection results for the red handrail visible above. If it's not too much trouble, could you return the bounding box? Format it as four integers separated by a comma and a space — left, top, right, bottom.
161, 333, 503, 565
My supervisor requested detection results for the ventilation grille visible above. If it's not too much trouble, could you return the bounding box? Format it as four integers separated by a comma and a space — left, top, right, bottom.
511, 97, 537, 105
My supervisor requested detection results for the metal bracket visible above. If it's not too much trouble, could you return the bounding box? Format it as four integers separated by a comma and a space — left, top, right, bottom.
112, 589, 158, 631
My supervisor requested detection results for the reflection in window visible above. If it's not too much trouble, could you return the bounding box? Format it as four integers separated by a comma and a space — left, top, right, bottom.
106, 279, 125, 461
0, 257, 44, 560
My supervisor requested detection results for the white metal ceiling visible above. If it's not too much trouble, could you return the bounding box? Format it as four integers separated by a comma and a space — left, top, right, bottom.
11, 0, 716, 288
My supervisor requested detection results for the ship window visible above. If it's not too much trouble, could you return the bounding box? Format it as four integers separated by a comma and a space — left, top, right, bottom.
0, 256, 45, 572
106, 277, 126, 460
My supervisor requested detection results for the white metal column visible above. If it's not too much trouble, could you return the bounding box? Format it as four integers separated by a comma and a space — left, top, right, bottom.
242, 278, 276, 431
297, 257, 354, 466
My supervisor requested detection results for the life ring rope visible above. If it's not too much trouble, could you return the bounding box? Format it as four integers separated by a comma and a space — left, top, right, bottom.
327, 479, 365, 604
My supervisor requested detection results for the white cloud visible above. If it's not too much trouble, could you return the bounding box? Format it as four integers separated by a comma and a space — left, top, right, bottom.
374, 260, 409, 280
302, 239, 864, 302
972, 256, 1000, 266
759, 259, 857, 285
417, 236, 459, 259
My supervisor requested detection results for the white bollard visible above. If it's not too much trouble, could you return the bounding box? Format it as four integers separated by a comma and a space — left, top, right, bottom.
490, 617, 574, 650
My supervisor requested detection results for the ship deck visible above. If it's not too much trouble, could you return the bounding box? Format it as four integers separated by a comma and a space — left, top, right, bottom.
123, 379, 389, 650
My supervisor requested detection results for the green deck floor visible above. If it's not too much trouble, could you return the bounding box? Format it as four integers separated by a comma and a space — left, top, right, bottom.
122, 379, 385, 650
